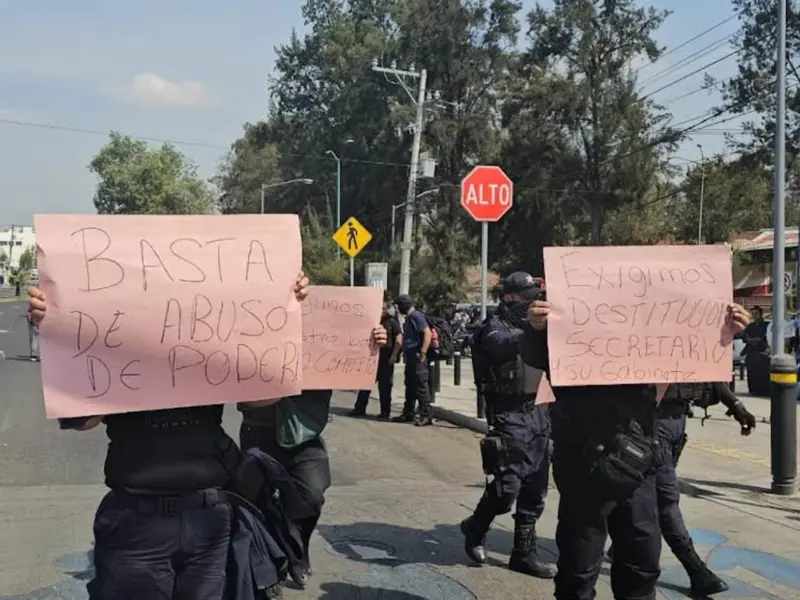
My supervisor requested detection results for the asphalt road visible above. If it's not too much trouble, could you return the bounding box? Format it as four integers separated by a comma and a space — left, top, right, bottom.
9, 298, 790, 599
0, 298, 564, 599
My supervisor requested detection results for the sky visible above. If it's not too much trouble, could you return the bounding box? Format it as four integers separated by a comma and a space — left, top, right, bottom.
0, 0, 744, 226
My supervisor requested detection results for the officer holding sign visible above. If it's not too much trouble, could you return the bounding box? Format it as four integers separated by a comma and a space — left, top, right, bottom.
29, 273, 309, 600
522, 296, 752, 600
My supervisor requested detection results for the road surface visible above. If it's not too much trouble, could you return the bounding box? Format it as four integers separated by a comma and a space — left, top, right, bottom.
1, 300, 798, 599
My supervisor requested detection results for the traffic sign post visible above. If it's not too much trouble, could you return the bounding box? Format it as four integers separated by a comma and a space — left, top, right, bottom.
461, 166, 514, 319
332, 216, 372, 286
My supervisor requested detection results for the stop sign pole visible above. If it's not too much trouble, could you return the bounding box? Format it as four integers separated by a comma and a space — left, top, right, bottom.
460, 166, 514, 320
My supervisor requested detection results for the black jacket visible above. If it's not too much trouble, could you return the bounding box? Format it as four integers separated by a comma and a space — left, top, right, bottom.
519, 325, 657, 444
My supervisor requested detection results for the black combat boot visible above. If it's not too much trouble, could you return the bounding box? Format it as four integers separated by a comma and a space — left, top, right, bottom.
459, 503, 494, 565
266, 582, 283, 598
674, 544, 729, 596
508, 522, 556, 579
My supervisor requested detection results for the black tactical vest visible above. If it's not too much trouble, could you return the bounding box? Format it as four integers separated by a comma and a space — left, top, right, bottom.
103, 405, 230, 493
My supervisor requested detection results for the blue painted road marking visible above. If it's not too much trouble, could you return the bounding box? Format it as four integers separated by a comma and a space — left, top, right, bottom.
657, 529, 800, 599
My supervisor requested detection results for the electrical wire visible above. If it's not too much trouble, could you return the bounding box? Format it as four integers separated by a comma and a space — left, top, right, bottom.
634, 13, 740, 76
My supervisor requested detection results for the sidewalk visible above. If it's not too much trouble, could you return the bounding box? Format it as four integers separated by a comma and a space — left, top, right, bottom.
366, 359, 800, 596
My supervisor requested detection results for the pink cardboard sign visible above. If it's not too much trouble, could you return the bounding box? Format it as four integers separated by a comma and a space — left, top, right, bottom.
535, 374, 556, 405
300, 286, 383, 390
543, 245, 734, 387
35, 214, 303, 418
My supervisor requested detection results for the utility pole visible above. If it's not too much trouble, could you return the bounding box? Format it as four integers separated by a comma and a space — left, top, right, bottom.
373, 59, 427, 296
769, 0, 797, 497
697, 143, 705, 244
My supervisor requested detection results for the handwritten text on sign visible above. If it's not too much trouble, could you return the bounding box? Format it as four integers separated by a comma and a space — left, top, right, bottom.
300, 285, 383, 390
35, 214, 303, 418
543, 245, 733, 387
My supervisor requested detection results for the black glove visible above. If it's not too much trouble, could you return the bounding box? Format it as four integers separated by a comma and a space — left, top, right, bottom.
731, 402, 756, 436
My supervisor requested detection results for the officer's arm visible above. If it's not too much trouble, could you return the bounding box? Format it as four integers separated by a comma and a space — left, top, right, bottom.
519, 323, 549, 369
482, 324, 523, 362
710, 382, 742, 412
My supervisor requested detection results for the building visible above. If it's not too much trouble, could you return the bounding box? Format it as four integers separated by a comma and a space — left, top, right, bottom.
0, 225, 36, 270
732, 228, 799, 310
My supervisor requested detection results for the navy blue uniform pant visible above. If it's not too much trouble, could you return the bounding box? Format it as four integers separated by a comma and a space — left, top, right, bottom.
478, 407, 549, 524
88, 488, 231, 600
552, 443, 661, 600
655, 414, 693, 553
402, 353, 431, 418
354, 358, 395, 416
240, 425, 332, 550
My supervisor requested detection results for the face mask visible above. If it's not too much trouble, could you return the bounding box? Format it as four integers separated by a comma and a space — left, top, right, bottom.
505, 300, 531, 325
397, 303, 412, 315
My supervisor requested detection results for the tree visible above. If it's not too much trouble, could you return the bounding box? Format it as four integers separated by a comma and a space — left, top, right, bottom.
0, 249, 7, 272
717, 0, 800, 167
301, 208, 349, 284
17, 246, 36, 272
673, 155, 775, 243
89, 132, 215, 215
8, 266, 27, 296
513, 0, 675, 244
215, 123, 286, 214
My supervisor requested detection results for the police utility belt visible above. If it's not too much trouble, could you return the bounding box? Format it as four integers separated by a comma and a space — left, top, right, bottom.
585, 423, 655, 497
479, 358, 542, 476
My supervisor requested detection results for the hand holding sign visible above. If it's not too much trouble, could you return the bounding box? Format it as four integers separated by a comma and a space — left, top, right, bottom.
36, 214, 304, 418
543, 245, 734, 387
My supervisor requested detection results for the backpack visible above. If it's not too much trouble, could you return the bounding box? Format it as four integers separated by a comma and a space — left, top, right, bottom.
426, 315, 455, 358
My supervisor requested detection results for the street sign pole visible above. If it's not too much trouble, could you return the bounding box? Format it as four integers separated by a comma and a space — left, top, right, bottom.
350, 258, 354, 287
460, 165, 514, 321
480, 222, 488, 320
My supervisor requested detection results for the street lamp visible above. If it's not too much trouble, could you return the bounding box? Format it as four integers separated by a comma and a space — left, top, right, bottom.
391, 188, 439, 247
697, 143, 705, 244
260, 178, 314, 214
326, 139, 354, 258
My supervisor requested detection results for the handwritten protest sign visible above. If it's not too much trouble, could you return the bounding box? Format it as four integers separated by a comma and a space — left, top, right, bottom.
301, 285, 383, 390
543, 245, 733, 387
35, 214, 303, 418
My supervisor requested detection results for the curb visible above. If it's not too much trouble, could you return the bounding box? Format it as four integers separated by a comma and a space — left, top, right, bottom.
431, 405, 488, 434
0, 297, 22, 304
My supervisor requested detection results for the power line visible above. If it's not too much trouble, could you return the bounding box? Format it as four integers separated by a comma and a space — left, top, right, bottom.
639, 31, 734, 88
635, 13, 740, 76
0, 116, 413, 169
641, 47, 741, 100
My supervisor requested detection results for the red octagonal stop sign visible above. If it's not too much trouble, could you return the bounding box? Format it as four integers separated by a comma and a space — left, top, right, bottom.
460, 165, 514, 222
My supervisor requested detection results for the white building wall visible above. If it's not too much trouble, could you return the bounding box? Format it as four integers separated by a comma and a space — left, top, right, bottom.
0, 225, 36, 270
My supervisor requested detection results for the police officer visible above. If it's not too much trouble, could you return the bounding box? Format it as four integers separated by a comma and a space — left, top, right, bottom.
28, 272, 309, 600
609, 382, 756, 596
238, 326, 388, 591
460, 272, 555, 579
522, 297, 752, 600
393, 294, 434, 426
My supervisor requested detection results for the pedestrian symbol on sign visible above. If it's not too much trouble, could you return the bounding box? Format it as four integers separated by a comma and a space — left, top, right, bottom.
347, 221, 358, 250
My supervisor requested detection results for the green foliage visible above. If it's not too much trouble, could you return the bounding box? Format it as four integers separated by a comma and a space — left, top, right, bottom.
8, 266, 28, 291
18, 246, 36, 272
90, 132, 215, 215
673, 157, 774, 243
0, 250, 7, 270
301, 208, 349, 285
215, 0, 766, 298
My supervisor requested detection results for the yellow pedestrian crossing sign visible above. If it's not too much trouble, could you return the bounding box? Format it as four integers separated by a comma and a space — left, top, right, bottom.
333, 217, 372, 258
